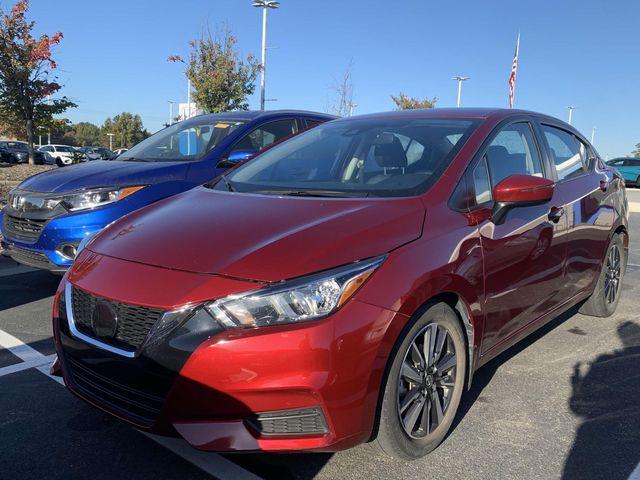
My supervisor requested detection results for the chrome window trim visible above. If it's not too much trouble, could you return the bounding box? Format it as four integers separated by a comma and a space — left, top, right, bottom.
65, 283, 136, 358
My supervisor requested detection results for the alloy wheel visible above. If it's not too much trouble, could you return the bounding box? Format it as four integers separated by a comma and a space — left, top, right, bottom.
397, 323, 457, 439
604, 244, 621, 304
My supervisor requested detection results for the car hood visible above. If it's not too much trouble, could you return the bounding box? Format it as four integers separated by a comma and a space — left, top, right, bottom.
88, 187, 425, 282
17, 160, 192, 193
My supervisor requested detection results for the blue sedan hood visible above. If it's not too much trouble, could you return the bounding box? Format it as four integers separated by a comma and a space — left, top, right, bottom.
18, 160, 192, 193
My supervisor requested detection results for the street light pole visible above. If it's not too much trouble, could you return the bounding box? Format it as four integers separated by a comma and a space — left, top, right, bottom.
452, 76, 470, 108
591, 127, 596, 145
106, 133, 115, 151
168, 101, 177, 126
567, 106, 576, 125
252, 1, 280, 111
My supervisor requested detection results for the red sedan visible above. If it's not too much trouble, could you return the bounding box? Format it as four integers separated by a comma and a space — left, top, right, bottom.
52, 108, 628, 459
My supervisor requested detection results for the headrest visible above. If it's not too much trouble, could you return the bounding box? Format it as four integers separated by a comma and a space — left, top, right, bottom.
373, 134, 407, 168
487, 145, 510, 162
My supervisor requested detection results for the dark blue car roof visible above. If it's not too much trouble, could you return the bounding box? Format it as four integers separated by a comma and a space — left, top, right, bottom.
183, 110, 338, 125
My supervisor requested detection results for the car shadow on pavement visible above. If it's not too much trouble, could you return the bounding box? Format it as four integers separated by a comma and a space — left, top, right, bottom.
562, 320, 640, 480
451, 305, 580, 432
0, 268, 60, 311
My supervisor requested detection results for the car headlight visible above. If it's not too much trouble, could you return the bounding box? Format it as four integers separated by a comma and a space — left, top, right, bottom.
60, 186, 145, 211
206, 256, 385, 328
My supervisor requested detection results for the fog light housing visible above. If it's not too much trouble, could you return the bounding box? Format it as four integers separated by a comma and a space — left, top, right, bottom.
246, 407, 329, 436
56, 243, 79, 260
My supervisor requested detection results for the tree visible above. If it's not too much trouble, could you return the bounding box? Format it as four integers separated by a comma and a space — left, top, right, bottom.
102, 113, 149, 149
633, 143, 640, 158
390, 93, 438, 110
328, 61, 355, 117
0, 0, 75, 163
169, 27, 260, 113
70, 122, 101, 146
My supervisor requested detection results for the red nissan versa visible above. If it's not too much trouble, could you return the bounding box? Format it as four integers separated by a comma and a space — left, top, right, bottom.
52, 108, 628, 460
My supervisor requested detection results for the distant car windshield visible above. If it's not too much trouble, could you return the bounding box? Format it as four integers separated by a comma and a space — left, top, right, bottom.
118, 119, 246, 162
216, 117, 480, 197
56, 146, 75, 153
6, 142, 28, 151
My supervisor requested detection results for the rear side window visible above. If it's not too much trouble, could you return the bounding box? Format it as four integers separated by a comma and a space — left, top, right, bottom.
485, 122, 543, 185
541, 125, 592, 181
305, 119, 323, 129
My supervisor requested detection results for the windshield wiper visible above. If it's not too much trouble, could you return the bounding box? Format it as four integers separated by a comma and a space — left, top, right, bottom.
255, 189, 368, 198
120, 157, 149, 162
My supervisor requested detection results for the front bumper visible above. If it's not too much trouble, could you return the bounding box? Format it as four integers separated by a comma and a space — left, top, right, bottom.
1, 201, 132, 271
53, 252, 406, 452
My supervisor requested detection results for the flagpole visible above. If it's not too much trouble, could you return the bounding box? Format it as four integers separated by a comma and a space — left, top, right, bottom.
512, 33, 520, 107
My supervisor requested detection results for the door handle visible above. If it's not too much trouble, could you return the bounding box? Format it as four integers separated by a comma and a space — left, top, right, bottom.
548, 206, 564, 223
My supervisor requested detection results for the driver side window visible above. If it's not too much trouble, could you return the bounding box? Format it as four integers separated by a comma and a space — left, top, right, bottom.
233, 119, 298, 152
485, 122, 543, 185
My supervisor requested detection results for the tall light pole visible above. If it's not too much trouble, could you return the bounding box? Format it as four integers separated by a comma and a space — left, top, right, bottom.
591, 127, 596, 145
452, 76, 470, 108
252, 0, 280, 111
106, 133, 115, 151
168, 101, 178, 126
567, 106, 576, 125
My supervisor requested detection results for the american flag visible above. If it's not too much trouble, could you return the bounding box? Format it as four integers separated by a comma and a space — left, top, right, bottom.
508, 33, 520, 109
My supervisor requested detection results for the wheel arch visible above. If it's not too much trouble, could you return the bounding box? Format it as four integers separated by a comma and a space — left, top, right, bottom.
366, 284, 481, 442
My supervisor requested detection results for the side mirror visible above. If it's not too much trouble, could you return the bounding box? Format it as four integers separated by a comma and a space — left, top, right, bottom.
216, 149, 256, 169
491, 174, 554, 224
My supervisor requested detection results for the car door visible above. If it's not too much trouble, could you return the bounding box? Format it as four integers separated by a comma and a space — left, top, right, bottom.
476, 120, 569, 355
537, 122, 614, 299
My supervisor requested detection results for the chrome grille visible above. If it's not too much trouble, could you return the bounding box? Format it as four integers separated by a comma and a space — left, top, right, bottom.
71, 287, 165, 352
3, 214, 47, 241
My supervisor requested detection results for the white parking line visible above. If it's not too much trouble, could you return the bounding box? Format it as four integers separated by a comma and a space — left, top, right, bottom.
0, 354, 56, 378
0, 328, 262, 480
0, 328, 46, 364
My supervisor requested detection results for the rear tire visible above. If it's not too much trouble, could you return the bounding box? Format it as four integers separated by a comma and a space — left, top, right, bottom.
373, 302, 466, 460
55, 157, 64, 167
579, 233, 625, 317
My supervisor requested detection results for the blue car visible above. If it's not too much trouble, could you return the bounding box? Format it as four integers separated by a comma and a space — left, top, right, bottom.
605, 157, 640, 186
1, 110, 335, 272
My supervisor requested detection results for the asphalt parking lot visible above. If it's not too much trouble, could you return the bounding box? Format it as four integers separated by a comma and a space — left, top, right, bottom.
2, 199, 640, 480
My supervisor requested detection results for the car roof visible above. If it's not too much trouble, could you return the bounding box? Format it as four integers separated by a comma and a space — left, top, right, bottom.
184, 110, 338, 124
330, 107, 559, 122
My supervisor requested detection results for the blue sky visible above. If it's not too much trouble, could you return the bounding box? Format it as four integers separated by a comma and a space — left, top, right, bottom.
16, 0, 640, 158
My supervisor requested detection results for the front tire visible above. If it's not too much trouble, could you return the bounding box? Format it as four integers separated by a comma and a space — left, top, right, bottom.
373, 302, 466, 460
579, 233, 625, 317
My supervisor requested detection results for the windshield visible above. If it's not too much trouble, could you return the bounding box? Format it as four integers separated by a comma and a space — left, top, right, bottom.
56, 146, 75, 153
6, 142, 27, 151
118, 118, 246, 162
217, 117, 480, 197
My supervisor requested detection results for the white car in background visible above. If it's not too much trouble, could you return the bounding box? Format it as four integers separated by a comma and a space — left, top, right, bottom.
38, 144, 86, 166
113, 148, 128, 157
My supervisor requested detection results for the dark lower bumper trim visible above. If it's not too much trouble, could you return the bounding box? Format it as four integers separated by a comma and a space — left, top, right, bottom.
2, 244, 67, 273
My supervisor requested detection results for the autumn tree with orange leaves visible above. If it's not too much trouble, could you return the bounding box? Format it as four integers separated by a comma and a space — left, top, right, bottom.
0, 0, 75, 163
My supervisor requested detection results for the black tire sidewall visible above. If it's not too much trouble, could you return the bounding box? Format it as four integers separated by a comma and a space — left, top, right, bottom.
599, 234, 625, 316
375, 302, 467, 460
